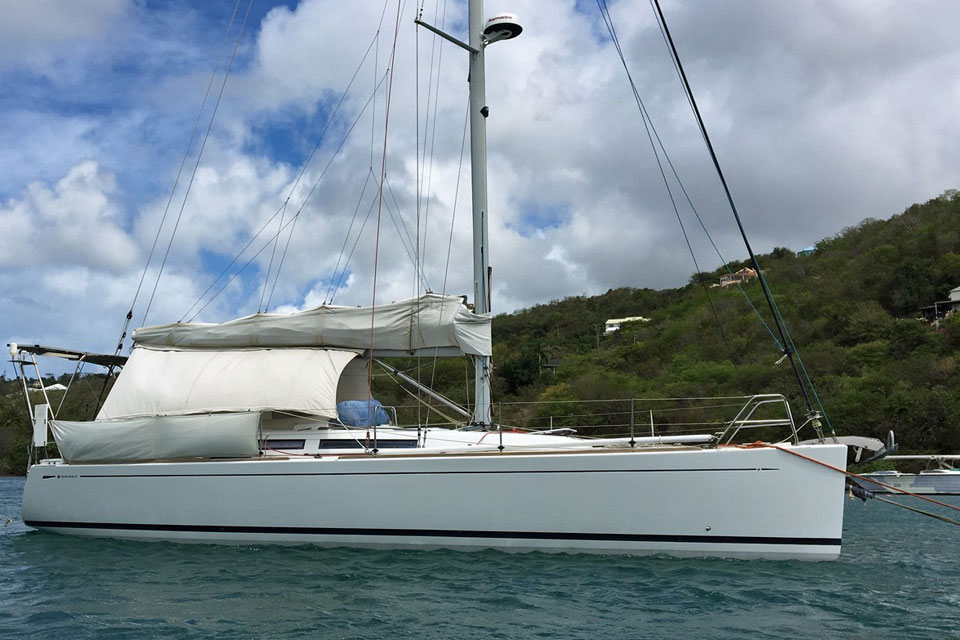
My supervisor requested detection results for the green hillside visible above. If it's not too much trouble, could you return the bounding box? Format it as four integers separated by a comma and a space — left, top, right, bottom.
0, 372, 112, 474
2, 190, 959, 474
486, 189, 960, 451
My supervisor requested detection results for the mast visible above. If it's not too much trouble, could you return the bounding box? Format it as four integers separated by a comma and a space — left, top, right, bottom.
468, 0, 492, 426
415, 4, 521, 426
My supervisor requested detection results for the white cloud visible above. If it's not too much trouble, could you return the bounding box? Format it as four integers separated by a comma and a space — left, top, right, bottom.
0, 162, 139, 272
0, 0, 132, 76
2, 0, 960, 366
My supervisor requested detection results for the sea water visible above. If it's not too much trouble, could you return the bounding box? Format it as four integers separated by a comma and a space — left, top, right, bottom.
1, 476, 958, 639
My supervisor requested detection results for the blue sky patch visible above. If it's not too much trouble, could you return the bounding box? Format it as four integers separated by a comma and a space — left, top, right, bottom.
508, 201, 572, 237
245, 91, 344, 168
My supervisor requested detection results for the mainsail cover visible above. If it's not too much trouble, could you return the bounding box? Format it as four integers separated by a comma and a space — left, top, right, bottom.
131, 293, 491, 356
97, 347, 357, 420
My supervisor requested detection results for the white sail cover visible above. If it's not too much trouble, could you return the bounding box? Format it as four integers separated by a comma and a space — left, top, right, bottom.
131, 293, 491, 356
97, 347, 358, 420
51, 413, 260, 463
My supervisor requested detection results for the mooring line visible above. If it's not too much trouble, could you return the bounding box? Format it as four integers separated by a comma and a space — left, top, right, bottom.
873, 496, 960, 526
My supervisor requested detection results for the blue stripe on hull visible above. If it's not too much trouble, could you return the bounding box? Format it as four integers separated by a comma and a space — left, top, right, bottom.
24, 520, 841, 547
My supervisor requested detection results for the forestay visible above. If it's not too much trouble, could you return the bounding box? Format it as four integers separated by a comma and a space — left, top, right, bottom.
98, 347, 358, 420
131, 293, 491, 356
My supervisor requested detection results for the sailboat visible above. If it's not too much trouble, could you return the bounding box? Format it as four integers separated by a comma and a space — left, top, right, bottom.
13, 1, 854, 560
860, 456, 960, 496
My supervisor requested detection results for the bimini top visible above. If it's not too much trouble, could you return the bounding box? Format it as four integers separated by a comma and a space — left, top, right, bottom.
131, 293, 491, 357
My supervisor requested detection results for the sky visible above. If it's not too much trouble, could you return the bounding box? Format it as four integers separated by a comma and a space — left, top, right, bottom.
2, 0, 959, 368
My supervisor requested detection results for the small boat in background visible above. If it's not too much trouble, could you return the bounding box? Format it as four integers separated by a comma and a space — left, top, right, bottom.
860, 455, 960, 496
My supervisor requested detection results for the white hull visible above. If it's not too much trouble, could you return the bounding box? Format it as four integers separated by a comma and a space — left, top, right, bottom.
22, 443, 847, 560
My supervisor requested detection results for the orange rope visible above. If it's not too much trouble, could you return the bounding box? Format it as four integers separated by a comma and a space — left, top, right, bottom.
724, 441, 960, 514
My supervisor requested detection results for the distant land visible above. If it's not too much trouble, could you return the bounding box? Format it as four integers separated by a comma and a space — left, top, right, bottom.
479, 189, 960, 454
3, 190, 959, 473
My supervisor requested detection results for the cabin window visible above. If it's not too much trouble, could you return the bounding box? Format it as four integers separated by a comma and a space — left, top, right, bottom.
375, 440, 418, 449
317, 439, 365, 449
263, 439, 306, 450
316, 439, 417, 449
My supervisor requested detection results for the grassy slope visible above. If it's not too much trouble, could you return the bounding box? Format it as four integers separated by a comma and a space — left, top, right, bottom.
488, 190, 960, 450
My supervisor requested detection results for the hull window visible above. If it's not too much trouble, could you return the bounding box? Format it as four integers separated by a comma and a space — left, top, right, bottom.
316, 439, 417, 450
262, 439, 306, 450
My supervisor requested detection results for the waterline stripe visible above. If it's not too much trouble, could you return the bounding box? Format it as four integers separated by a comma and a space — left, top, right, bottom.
24, 521, 840, 546
41, 467, 779, 479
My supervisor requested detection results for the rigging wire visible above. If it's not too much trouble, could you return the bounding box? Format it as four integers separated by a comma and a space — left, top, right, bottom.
142, 0, 255, 327
367, 0, 405, 418
183, 16, 386, 319
649, 0, 816, 416
385, 174, 431, 290
595, 0, 732, 354
120, 0, 242, 337
412, 0, 453, 426
264, 33, 385, 311
187, 205, 306, 321
372, 0, 392, 169
599, 0, 830, 432
329, 171, 382, 301
264, 201, 294, 310
259, 200, 287, 311
641, 0, 784, 352
185, 173, 414, 321
180, 201, 288, 322
325, 168, 431, 304
92, 0, 245, 415
425, 98, 471, 426
325, 171, 377, 303
385, 175, 422, 267
377, 361, 462, 426
412, 3, 424, 424
326, 0, 400, 305
415, 3, 422, 301
596, 2, 784, 352
417, 0, 449, 290
186, 69, 392, 321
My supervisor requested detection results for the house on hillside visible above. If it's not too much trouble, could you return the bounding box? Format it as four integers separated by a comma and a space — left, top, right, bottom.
719, 267, 757, 287
919, 285, 960, 323
604, 316, 650, 334
797, 245, 816, 257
